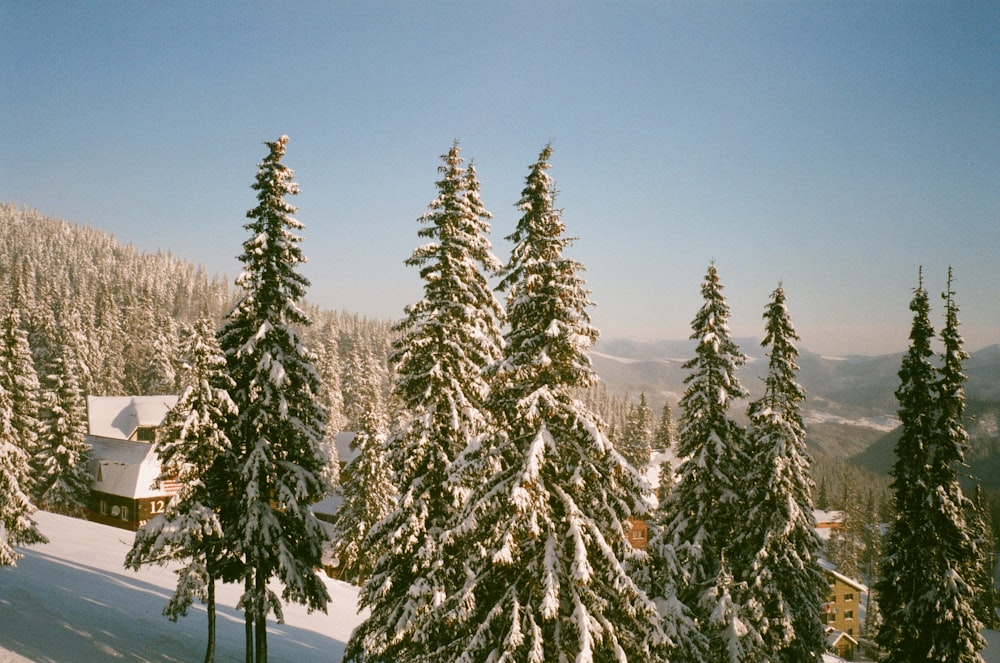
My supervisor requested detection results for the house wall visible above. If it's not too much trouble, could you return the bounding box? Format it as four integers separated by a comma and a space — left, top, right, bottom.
822, 572, 862, 637
87, 491, 170, 531
626, 517, 648, 550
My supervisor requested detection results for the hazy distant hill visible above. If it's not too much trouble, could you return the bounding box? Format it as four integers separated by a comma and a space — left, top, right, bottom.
591, 337, 1000, 460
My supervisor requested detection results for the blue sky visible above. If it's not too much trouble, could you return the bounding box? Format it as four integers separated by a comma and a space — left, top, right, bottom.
3, 1, 998, 356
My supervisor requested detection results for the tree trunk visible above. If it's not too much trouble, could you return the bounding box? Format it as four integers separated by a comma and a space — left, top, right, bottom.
244, 573, 254, 663
203, 574, 216, 663
255, 571, 267, 663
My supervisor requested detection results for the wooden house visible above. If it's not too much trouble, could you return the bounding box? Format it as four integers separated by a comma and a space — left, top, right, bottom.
84, 395, 179, 531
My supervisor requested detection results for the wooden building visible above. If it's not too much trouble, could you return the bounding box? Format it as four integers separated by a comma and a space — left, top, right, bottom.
84, 396, 179, 531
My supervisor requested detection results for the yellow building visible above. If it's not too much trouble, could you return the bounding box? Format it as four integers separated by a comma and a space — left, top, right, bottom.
822, 566, 865, 635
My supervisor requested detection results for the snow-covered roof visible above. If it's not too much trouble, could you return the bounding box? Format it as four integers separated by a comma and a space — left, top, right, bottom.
819, 559, 868, 592
813, 509, 845, 525
334, 431, 358, 465
826, 626, 859, 647
87, 395, 178, 440
86, 435, 169, 499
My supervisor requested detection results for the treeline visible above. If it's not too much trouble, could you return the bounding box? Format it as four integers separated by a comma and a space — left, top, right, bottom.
0, 203, 396, 431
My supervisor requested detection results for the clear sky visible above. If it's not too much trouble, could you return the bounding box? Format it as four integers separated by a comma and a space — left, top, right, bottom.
2, 1, 998, 356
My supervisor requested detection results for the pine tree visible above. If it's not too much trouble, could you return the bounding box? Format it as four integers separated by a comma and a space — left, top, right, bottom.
33, 330, 92, 515
345, 142, 504, 663
875, 270, 937, 660
653, 401, 676, 452
967, 485, 998, 629
909, 269, 984, 661
734, 284, 827, 662
651, 262, 751, 661
876, 269, 985, 662
827, 471, 866, 581
125, 319, 239, 663
217, 136, 334, 663
328, 392, 395, 585
0, 380, 48, 567
620, 392, 654, 470
0, 307, 43, 499
424, 145, 664, 663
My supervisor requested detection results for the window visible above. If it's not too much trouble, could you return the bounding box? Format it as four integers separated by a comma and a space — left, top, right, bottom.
120, 505, 130, 521
844, 610, 854, 621
136, 426, 156, 442
631, 529, 645, 540
100, 500, 107, 516
844, 592, 854, 601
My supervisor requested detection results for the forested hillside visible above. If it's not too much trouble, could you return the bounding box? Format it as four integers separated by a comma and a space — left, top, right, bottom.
0, 203, 395, 432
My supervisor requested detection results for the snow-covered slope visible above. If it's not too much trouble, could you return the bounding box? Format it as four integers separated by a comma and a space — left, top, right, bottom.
1, 511, 997, 662
0, 511, 363, 662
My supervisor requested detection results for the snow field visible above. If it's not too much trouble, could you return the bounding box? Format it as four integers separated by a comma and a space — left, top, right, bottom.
0, 511, 363, 662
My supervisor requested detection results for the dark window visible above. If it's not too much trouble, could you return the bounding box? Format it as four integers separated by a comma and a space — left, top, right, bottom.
136, 427, 156, 442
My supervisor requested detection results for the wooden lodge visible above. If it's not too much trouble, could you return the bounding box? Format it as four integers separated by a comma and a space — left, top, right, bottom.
84, 395, 179, 531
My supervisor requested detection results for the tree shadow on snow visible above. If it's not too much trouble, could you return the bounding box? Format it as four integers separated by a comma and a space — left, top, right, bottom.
0, 549, 347, 662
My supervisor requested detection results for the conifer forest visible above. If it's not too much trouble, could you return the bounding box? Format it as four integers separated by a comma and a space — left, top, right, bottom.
1, 137, 998, 663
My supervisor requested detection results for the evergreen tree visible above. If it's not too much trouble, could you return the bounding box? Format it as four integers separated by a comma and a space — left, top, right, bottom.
875, 271, 937, 660
909, 270, 984, 660
217, 136, 333, 663
328, 392, 395, 585
0, 380, 48, 567
620, 392, 654, 470
827, 471, 866, 580
0, 307, 43, 498
876, 269, 985, 662
125, 319, 239, 663
735, 284, 827, 662
345, 142, 504, 662
653, 401, 675, 452
968, 485, 998, 629
426, 144, 664, 663
33, 331, 92, 515
651, 262, 751, 661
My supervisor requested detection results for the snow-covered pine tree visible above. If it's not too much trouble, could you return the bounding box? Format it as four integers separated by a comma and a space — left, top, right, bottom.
907, 269, 984, 661
620, 392, 654, 471
967, 485, 998, 629
650, 262, 751, 662
0, 307, 43, 499
328, 377, 395, 584
0, 377, 48, 567
876, 269, 985, 662
735, 284, 827, 662
827, 470, 867, 580
428, 145, 664, 663
32, 326, 92, 515
875, 270, 938, 661
653, 401, 676, 452
126, 319, 239, 663
344, 142, 504, 663
217, 136, 333, 663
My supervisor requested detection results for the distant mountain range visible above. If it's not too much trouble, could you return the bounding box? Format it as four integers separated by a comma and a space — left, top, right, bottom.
591, 338, 1000, 487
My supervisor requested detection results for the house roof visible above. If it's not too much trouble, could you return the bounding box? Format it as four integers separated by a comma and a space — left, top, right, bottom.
87, 395, 178, 439
86, 435, 169, 499
826, 626, 859, 647
819, 559, 868, 592
813, 509, 845, 526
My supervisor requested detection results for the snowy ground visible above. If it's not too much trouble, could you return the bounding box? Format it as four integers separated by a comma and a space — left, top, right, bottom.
1, 511, 998, 662
0, 511, 363, 662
